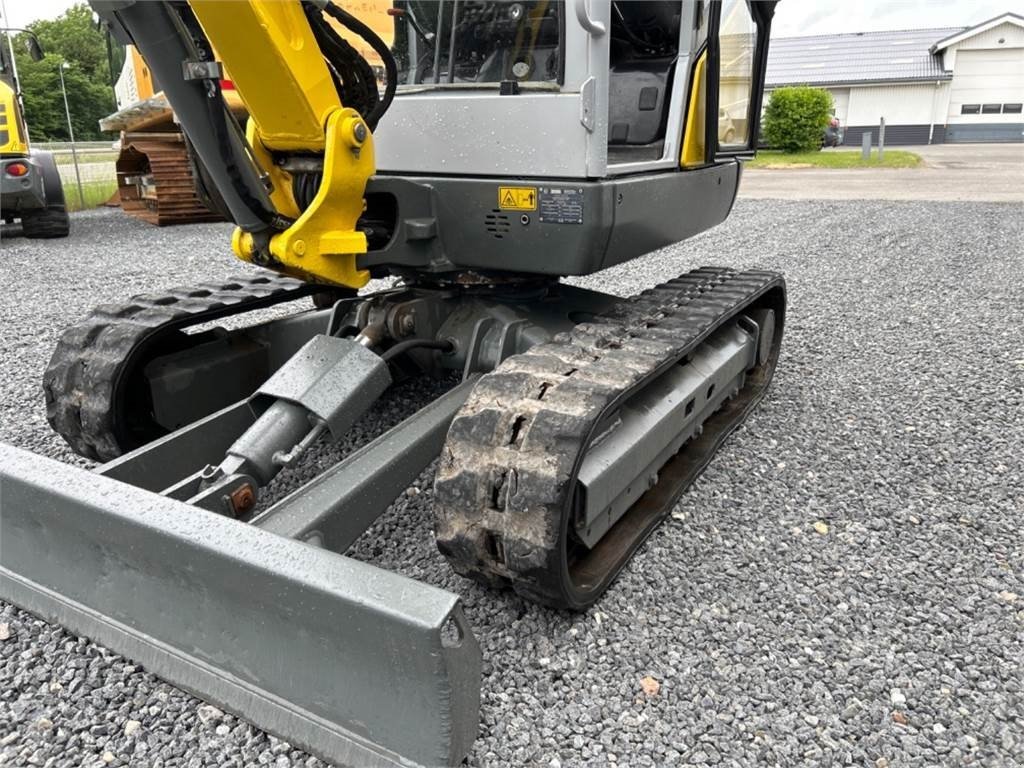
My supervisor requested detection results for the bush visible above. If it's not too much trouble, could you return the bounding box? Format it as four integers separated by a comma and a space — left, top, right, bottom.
763, 86, 833, 153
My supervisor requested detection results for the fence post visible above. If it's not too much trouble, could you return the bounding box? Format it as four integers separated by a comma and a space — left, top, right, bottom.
861, 131, 872, 161
67, 142, 85, 209
878, 117, 886, 161
57, 62, 86, 209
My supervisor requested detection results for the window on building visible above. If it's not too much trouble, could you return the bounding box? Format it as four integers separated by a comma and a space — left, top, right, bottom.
1003, 103, 1023, 114
961, 104, 980, 115
981, 103, 1001, 114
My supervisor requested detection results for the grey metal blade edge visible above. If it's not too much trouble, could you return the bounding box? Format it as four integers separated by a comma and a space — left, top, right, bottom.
0, 443, 481, 767
0, 570, 413, 768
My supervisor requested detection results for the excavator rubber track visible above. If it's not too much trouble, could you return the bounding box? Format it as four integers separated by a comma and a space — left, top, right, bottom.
115, 134, 225, 226
435, 267, 786, 610
43, 273, 318, 462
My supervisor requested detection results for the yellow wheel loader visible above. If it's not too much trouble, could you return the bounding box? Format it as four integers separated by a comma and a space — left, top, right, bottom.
0, 32, 70, 238
1, 2, 783, 765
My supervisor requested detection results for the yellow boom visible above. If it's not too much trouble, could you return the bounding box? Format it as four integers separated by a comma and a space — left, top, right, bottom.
191, 0, 376, 288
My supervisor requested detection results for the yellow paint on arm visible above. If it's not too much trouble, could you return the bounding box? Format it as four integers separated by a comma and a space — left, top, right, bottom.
190, 0, 341, 152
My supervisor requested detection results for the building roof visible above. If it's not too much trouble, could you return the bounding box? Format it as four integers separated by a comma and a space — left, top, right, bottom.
766, 27, 962, 87
930, 12, 1024, 52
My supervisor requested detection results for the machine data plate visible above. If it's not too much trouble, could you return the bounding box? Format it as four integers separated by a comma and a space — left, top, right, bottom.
538, 187, 584, 225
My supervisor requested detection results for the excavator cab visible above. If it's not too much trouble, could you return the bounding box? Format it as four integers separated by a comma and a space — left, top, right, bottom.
380, 0, 765, 161
357, 0, 775, 277
2, 3, 783, 766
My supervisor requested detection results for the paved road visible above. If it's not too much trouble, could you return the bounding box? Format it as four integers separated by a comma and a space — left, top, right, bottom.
740, 143, 1024, 202
1, 202, 1022, 767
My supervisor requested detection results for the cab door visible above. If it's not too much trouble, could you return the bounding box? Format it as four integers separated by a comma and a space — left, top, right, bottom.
711, 0, 774, 156
681, 0, 776, 166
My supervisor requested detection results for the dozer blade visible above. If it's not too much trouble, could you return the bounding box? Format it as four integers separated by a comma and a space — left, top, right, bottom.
0, 443, 479, 768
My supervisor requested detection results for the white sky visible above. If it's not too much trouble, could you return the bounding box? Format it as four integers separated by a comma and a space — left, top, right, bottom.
0, 0, 73, 29
2, 0, 1024, 37
772, 0, 1024, 37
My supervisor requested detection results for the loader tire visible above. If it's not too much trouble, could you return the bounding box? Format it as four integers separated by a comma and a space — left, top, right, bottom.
22, 150, 70, 239
21, 206, 70, 239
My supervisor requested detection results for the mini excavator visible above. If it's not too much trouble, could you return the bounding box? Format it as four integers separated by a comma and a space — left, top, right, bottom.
0, 2, 783, 765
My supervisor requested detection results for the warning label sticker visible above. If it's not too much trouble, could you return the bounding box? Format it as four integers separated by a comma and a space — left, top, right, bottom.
498, 186, 538, 211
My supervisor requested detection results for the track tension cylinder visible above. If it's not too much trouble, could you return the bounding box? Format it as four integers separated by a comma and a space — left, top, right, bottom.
183, 334, 393, 516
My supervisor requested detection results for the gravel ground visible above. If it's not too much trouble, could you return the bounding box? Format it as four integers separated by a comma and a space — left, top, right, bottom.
1, 201, 1022, 768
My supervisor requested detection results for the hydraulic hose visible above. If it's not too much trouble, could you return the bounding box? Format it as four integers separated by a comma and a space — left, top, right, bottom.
295, 0, 401, 209
305, 6, 380, 120
318, 0, 398, 128
380, 338, 454, 362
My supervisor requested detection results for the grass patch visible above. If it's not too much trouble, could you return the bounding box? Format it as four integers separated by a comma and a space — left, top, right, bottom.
53, 152, 119, 166
747, 149, 923, 169
63, 180, 118, 212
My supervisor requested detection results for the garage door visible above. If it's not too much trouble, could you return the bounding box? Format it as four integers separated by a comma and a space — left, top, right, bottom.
947, 48, 1024, 143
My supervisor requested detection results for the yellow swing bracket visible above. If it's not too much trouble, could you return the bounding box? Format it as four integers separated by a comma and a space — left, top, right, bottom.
232, 107, 374, 289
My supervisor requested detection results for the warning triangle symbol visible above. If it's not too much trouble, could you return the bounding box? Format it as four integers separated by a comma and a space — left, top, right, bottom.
501, 190, 517, 207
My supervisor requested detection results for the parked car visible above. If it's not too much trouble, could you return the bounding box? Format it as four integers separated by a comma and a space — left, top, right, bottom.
719, 108, 737, 144
754, 115, 842, 150
822, 117, 844, 148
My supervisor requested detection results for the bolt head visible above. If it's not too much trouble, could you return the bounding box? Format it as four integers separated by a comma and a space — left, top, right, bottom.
352, 121, 368, 144
230, 484, 257, 517
292, 239, 306, 256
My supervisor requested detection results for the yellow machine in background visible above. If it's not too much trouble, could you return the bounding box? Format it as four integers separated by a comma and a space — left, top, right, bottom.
0, 32, 70, 237
0, 77, 29, 155
102, 46, 249, 225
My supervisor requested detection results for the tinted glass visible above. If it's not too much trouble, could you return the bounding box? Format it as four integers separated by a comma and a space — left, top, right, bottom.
717, 0, 756, 147
392, 1, 562, 87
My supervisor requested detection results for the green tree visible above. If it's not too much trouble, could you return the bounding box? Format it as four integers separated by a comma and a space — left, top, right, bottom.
13, 3, 117, 141
763, 86, 833, 153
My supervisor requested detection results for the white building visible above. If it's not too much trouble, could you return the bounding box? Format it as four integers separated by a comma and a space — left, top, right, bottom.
765, 12, 1024, 145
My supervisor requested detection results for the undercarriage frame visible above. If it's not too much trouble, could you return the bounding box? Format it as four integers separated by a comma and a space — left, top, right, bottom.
3, 267, 783, 766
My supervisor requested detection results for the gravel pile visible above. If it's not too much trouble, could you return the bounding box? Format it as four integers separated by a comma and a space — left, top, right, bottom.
1, 201, 1022, 767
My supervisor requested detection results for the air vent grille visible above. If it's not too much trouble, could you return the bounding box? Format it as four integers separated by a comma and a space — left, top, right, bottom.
484, 209, 511, 239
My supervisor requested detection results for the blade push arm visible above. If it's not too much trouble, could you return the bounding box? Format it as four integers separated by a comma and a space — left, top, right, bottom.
92, 0, 381, 289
